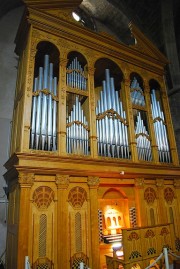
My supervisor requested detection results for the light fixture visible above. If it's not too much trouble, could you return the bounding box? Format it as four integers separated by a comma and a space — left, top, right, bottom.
72, 12, 81, 22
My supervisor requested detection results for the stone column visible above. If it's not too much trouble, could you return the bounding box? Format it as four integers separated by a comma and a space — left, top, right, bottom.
56, 174, 69, 269
134, 178, 147, 226
87, 176, 100, 269
156, 178, 167, 224
17, 172, 34, 269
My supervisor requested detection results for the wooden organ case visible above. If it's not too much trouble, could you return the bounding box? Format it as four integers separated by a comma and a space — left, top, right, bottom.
4, 1, 180, 269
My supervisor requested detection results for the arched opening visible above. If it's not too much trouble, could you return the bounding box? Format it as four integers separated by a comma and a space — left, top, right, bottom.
30, 41, 59, 151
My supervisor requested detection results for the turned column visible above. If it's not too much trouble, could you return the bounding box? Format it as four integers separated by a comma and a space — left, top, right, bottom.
87, 176, 100, 269
56, 174, 69, 269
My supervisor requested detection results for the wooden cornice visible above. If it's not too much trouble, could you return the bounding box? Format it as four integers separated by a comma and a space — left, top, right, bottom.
23, 0, 82, 10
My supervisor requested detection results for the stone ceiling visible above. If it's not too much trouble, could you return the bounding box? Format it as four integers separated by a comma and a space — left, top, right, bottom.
0, 0, 179, 51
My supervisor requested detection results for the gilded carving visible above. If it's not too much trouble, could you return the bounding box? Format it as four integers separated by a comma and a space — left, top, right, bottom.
56, 175, 70, 188
33, 186, 55, 209
128, 232, 139, 241
87, 176, 100, 187
174, 179, 180, 189
18, 172, 35, 185
144, 187, 157, 204
134, 178, 144, 188
68, 186, 87, 208
156, 179, 164, 188
164, 187, 175, 204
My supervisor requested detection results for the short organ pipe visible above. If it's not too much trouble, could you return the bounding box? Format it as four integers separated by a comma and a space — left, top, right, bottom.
66, 96, 89, 155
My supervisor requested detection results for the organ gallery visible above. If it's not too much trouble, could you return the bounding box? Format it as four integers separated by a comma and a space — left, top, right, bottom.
4, 0, 180, 269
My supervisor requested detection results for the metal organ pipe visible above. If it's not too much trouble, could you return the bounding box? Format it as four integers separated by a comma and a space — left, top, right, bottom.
96, 69, 130, 159
66, 96, 89, 155
135, 112, 152, 161
151, 89, 170, 163
30, 55, 58, 151
130, 77, 145, 106
41, 55, 49, 150
66, 57, 87, 91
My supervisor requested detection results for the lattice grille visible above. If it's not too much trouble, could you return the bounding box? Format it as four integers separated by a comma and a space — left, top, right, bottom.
98, 209, 103, 242
71, 252, 89, 269
129, 207, 137, 227
36, 264, 49, 269
39, 214, 47, 257
75, 212, 82, 252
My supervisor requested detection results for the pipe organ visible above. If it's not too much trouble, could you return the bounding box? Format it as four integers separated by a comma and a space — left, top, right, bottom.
4, 1, 180, 269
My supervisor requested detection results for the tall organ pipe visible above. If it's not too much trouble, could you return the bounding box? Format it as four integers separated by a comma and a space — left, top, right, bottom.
41, 55, 49, 150
52, 77, 57, 151
47, 63, 53, 151
35, 67, 43, 149
151, 89, 170, 162
30, 55, 58, 151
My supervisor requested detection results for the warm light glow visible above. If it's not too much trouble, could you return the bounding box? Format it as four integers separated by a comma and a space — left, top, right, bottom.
112, 242, 122, 249
72, 12, 80, 22
116, 250, 124, 257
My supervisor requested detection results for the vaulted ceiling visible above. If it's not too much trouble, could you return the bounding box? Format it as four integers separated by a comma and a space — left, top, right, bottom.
0, 0, 180, 54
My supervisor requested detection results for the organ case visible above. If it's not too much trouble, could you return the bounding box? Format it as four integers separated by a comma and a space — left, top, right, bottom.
4, 1, 180, 269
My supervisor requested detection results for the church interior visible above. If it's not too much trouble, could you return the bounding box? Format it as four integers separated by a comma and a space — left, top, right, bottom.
0, 1, 180, 269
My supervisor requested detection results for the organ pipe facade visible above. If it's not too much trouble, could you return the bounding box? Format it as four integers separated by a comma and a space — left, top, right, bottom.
4, 1, 180, 269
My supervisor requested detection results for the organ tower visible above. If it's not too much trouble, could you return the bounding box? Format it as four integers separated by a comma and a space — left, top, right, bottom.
4, 1, 180, 269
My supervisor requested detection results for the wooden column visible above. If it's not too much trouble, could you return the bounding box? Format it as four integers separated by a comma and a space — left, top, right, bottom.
58, 55, 68, 155
134, 178, 147, 226
156, 179, 167, 224
174, 179, 180, 237
123, 71, 138, 162
56, 174, 69, 269
160, 83, 179, 165
87, 176, 100, 269
17, 172, 34, 269
88, 66, 98, 158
